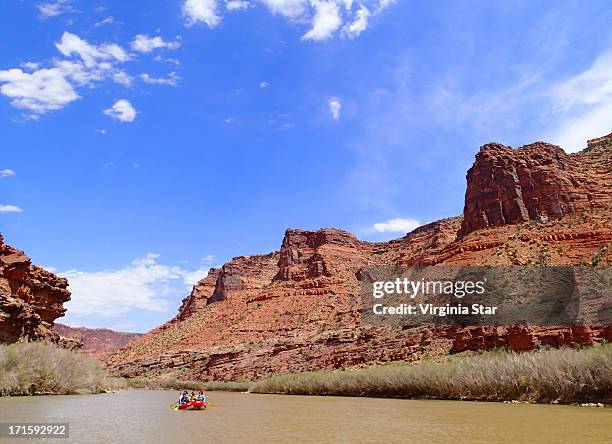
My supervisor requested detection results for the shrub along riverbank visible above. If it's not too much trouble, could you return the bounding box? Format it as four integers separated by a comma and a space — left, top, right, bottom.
249, 344, 612, 404
0, 342, 123, 396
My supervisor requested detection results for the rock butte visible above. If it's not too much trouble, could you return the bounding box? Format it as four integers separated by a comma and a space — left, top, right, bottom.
104, 133, 611, 381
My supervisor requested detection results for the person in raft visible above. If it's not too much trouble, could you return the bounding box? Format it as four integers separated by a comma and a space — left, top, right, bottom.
196, 390, 206, 402
178, 391, 188, 404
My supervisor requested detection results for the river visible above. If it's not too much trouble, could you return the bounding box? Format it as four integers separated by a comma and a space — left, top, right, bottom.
0, 390, 610, 443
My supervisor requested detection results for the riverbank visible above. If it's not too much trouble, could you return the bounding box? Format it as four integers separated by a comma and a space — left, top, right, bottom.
3, 342, 610, 404
249, 345, 612, 404
125, 377, 250, 392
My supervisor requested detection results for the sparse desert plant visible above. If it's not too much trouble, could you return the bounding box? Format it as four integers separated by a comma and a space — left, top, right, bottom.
0, 342, 124, 396
249, 345, 612, 404
124, 377, 250, 392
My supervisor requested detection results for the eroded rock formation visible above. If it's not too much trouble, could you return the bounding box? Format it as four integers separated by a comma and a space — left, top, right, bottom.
0, 235, 77, 347
104, 133, 611, 380
459, 134, 611, 237
53, 323, 142, 358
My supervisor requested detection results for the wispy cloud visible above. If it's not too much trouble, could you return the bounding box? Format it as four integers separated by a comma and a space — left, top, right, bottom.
140, 72, 180, 86
226, 0, 252, 11
342, 4, 369, 39
0, 169, 16, 177
547, 49, 612, 152
131, 34, 182, 53
36, 0, 75, 19
372, 217, 420, 233
328, 97, 341, 119
0, 205, 23, 213
95, 16, 115, 27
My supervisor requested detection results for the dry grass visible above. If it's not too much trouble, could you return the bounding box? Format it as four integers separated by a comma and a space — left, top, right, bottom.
0, 342, 123, 396
125, 377, 250, 392
250, 345, 612, 404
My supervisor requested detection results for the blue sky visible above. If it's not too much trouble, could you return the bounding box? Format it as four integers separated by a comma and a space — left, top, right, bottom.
1, 0, 611, 332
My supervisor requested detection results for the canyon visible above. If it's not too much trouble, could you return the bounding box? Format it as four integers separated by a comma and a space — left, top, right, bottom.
105, 133, 611, 381
53, 323, 142, 358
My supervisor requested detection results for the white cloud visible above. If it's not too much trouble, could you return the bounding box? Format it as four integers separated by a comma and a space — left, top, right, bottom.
56, 32, 129, 68
36, 0, 74, 19
0, 205, 23, 213
302, 1, 342, 41
342, 4, 369, 38
21, 62, 40, 71
95, 16, 115, 26
328, 96, 341, 119
261, 0, 308, 18
112, 71, 133, 86
140, 72, 180, 86
182, 0, 222, 28
0, 169, 16, 177
0, 32, 138, 116
103, 99, 136, 122
178, 1, 395, 41
373, 218, 421, 233
0, 68, 79, 113
548, 49, 612, 152
226, 0, 252, 11
259, 81, 270, 88
60, 253, 210, 317
131, 34, 182, 53
374, 0, 395, 14
202, 254, 216, 262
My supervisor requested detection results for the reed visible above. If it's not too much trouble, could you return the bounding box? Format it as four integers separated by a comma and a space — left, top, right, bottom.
249, 344, 612, 404
125, 377, 250, 392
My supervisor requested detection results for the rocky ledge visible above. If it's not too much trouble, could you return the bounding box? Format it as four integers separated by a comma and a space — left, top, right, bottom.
0, 234, 78, 347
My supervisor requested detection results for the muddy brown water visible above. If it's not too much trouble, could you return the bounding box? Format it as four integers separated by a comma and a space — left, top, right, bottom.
0, 390, 610, 443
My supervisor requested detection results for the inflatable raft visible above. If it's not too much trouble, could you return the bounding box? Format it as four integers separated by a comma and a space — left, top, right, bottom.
176, 401, 206, 410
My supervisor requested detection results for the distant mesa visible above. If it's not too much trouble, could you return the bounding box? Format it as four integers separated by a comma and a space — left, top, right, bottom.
53, 323, 142, 358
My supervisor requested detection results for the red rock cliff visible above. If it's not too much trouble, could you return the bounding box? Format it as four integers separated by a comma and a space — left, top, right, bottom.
106, 133, 611, 381
459, 134, 611, 237
0, 234, 77, 347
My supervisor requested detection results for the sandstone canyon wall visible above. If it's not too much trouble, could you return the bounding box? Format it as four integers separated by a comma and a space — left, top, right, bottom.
0, 235, 78, 347
105, 133, 611, 381
53, 323, 142, 358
